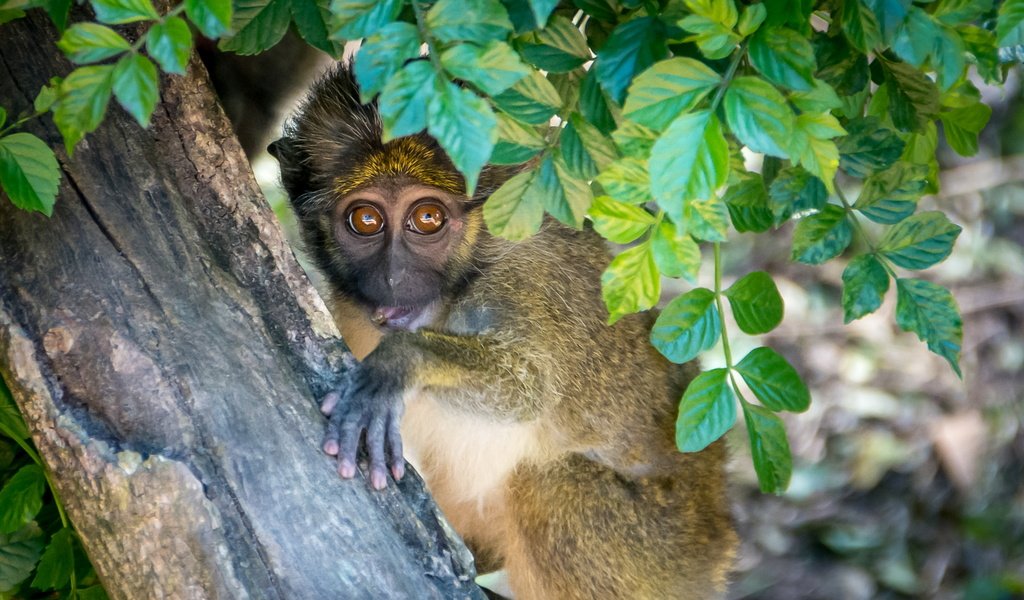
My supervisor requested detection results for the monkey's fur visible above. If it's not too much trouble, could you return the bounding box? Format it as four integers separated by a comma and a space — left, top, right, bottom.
271, 64, 737, 599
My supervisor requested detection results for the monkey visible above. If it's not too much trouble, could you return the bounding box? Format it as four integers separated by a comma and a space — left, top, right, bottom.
269, 63, 738, 599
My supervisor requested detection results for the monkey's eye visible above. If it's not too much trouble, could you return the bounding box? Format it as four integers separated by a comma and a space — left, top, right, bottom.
347, 204, 385, 236
407, 202, 447, 235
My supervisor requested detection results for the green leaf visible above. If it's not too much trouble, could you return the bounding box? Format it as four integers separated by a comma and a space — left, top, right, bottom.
681, 196, 729, 242
56, 23, 130, 64
736, 347, 809, 412
53, 65, 115, 154
842, 254, 890, 322
526, 0, 559, 27
30, 528, 73, 591
895, 278, 962, 376
684, 0, 739, 28
622, 58, 720, 132
724, 271, 784, 335
112, 53, 158, 127
789, 79, 842, 113
939, 102, 992, 157
865, 0, 910, 42
35, 83, 59, 114
935, 0, 993, 25
790, 204, 853, 265
562, 113, 616, 177
595, 157, 651, 205
997, 0, 1024, 47
737, 3, 767, 37
724, 173, 773, 233
379, 61, 435, 140
837, 116, 905, 178
767, 166, 826, 225
291, 0, 337, 55
676, 368, 736, 452
842, 0, 882, 53
0, 523, 44, 593
901, 120, 939, 194
491, 70, 560, 125
579, 68, 616, 135
884, 60, 941, 133
724, 76, 794, 158
789, 112, 845, 192
595, 17, 668, 104
427, 81, 496, 196
651, 288, 720, 364
530, 152, 592, 228
491, 114, 544, 165
651, 221, 701, 282
743, 403, 792, 493
601, 241, 660, 324
426, 0, 512, 44
482, 168, 544, 240
678, 14, 741, 60
611, 120, 657, 159
649, 110, 728, 221
589, 195, 655, 244
352, 22, 421, 101
146, 16, 193, 75
0, 381, 29, 441
440, 42, 529, 96
91, 0, 158, 24
329, 0, 403, 40
185, 0, 231, 38
878, 211, 961, 270
0, 465, 45, 534
814, 34, 870, 97
0, 133, 60, 217
854, 161, 927, 224
892, 7, 939, 67
77, 586, 110, 600
749, 26, 816, 91
41, 0, 73, 33
518, 15, 588, 72
218, 0, 290, 54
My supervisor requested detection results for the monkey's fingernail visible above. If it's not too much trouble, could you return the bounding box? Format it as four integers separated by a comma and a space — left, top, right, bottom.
338, 459, 356, 478
371, 469, 387, 490
320, 392, 340, 415
323, 440, 339, 455
391, 463, 405, 481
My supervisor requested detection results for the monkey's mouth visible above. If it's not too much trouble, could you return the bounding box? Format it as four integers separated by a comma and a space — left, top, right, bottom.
370, 303, 437, 331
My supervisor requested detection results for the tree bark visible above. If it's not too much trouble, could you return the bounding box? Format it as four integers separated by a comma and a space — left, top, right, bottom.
0, 11, 482, 600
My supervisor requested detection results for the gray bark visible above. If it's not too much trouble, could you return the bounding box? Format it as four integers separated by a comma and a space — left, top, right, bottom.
0, 11, 482, 600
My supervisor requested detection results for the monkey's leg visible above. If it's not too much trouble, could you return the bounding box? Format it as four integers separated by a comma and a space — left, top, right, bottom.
503, 452, 736, 600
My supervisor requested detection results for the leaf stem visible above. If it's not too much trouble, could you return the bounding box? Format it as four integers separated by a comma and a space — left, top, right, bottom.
709, 40, 748, 113
411, 0, 446, 75
713, 242, 733, 368
0, 110, 45, 138
836, 186, 898, 278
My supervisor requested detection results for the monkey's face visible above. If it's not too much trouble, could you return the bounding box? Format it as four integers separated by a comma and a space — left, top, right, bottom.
328, 181, 477, 330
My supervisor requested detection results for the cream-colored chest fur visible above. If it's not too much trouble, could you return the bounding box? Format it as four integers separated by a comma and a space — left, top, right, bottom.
401, 392, 552, 510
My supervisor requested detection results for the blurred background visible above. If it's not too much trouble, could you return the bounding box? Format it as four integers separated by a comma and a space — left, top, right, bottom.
211, 38, 1024, 600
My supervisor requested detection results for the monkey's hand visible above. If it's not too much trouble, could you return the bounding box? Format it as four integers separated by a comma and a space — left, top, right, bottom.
320, 356, 406, 490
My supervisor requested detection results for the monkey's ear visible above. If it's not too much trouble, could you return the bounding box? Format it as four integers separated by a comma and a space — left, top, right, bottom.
268, 137, 312, 209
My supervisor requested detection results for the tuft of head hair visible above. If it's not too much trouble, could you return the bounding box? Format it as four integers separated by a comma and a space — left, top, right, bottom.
270, 62, 520, 215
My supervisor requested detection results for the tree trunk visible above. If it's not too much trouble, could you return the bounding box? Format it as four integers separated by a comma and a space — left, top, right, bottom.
0, 11, 482, 600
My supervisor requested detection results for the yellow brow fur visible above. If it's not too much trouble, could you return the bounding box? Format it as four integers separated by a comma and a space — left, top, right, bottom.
334, 138, 463, 195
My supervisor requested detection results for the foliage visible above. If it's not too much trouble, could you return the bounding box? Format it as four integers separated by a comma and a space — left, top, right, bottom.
0, 0, 1010, 497
0, 378, 106, 600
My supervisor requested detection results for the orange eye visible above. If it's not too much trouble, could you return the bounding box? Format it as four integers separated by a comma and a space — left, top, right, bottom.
347, 204, 384, 236
407, 202, 447, 235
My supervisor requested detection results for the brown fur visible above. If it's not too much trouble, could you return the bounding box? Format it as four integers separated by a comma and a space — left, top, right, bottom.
273, 64, 737, 599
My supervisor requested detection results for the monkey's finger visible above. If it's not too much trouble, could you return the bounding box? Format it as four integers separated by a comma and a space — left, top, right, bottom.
366, 416, 388, 490
336, 415, 362, 479
322, 409, 342, 456
320, 391, 341, 415
386, 415, 405, 481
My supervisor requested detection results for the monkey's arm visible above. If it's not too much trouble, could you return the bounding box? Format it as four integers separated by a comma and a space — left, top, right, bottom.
322, 328, 552, 488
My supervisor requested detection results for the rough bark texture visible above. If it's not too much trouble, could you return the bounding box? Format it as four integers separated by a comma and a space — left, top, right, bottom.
0, 11, 482, 600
